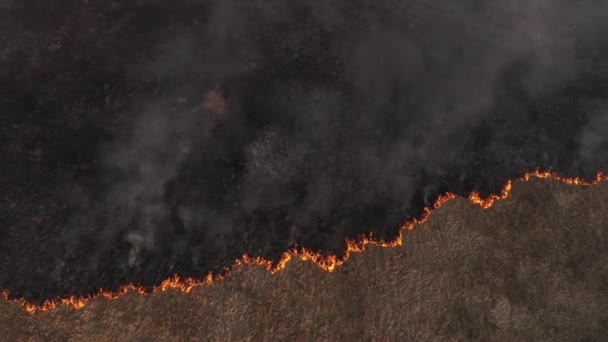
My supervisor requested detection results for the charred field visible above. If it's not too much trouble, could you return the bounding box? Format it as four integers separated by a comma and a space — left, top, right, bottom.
2, 0, 608, 315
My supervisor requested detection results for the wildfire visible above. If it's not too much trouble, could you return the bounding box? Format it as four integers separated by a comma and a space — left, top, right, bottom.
3, 169, 607, 314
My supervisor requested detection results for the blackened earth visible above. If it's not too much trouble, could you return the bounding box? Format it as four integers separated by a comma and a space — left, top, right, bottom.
2, 1, 608, 303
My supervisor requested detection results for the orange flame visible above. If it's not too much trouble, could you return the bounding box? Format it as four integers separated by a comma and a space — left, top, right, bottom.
3, 169, 607, 314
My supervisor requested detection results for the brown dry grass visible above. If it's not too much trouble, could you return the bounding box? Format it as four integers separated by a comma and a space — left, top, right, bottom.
2, 179, 608, 341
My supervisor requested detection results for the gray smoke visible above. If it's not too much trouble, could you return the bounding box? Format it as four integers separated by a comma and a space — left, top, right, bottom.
579, 100, 608, 170
96, 0, 608, 262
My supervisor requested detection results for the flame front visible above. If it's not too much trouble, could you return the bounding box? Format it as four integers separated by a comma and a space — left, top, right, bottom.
3, 169, 607, 314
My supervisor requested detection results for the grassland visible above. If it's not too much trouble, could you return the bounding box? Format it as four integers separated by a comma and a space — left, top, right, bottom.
2, 178, 607, 341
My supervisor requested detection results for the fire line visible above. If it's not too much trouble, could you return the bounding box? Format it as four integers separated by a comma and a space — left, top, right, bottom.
2, 169, 607, 314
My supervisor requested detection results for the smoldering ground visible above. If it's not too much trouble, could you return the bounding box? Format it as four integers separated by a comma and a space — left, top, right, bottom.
2, 0, 608, 303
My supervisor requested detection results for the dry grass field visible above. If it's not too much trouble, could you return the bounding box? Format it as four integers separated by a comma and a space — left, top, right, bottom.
2, 178, 608, 341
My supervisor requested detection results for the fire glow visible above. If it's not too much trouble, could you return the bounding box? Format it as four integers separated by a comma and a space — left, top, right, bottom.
3, 169, 607, 314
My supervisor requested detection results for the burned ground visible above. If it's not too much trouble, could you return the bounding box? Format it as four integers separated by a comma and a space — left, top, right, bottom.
2, 1, 608, 304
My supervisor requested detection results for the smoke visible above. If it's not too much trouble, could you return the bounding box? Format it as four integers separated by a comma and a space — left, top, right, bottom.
80, 0, 608, 269
102, 0, 606, 263
98, 89, 225, 267
3, 0, 608, 301
579, 100, 608, 171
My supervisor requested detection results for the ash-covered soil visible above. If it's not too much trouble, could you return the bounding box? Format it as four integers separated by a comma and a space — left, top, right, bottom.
2, 179, 608, 341
3, 0, 608, 304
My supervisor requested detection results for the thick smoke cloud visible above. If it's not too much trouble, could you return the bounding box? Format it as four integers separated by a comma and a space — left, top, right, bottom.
2, 0, 608, 302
